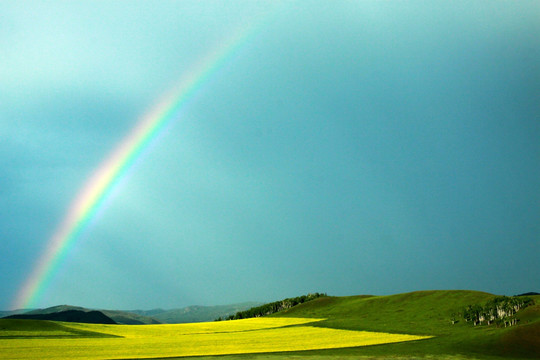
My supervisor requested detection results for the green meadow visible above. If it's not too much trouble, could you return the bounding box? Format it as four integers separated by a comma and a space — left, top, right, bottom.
1, 290, 538, 360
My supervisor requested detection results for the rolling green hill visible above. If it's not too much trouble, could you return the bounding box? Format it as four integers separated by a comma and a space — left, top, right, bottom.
271, 290, 539, 359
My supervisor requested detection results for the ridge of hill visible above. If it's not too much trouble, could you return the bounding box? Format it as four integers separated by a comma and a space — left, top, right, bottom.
25, 305, 88, 315
16, 305, 160, 325
0, 309, 35, 318
273, 290, 540, 359
127, 308, 166, 317
5, 310, 116, 324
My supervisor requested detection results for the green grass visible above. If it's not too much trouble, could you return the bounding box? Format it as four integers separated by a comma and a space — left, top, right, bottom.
0, 319, 119, 339
264, 290, 540, 360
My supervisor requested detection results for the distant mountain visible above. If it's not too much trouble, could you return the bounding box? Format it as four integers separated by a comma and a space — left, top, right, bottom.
127, 308, 167, 317
5, 310, 116, 324
2, 302, 262, 324
516, 292, 539, 296
17, 305, 161, 325
0, 309, 36, 318
130, 302, 263, 323
25, 305, 88, 315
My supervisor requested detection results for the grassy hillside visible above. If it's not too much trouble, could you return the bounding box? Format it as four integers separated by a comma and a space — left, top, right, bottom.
0, 319, 119, 339
272, 290, 539, 359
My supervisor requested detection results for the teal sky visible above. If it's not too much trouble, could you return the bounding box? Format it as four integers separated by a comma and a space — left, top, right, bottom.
1, 1, 539, 310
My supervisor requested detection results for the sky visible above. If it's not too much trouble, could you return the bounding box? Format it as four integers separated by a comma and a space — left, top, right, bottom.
1, 1, 539, 311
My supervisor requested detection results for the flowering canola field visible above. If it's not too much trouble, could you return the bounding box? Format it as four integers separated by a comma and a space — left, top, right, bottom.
0, 317, 431, 359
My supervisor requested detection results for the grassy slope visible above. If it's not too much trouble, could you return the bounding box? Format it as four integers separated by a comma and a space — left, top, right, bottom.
0, 319, 119, 338
270, 290, 540, 359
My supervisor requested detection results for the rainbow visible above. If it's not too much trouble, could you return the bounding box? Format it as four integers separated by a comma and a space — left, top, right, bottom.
12, 22, 259, 310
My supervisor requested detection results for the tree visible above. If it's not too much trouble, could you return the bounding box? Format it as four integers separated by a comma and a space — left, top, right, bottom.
459, 296, 534, 328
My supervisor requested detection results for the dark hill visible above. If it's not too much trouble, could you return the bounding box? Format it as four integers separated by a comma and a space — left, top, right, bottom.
21, 305, 160, 325
5, 310, 116, 324
100, 310, 161, 325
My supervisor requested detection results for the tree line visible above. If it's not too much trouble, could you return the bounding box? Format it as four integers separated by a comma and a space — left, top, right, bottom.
215, 293, 327, 321
454, 295, 534, 327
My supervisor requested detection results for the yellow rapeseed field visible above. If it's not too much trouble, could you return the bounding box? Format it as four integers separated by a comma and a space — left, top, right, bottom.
0, 317, 432, 359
